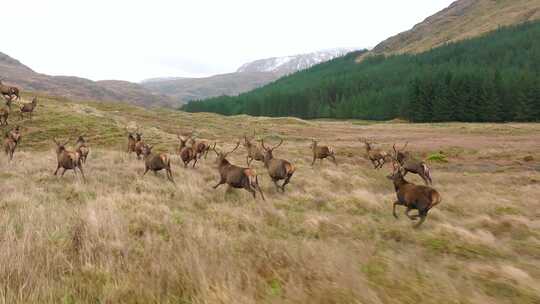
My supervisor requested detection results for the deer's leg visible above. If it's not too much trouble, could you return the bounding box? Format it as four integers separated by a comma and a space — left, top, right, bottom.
246, 156, 251, 166
281, 173, 293, 192
213, 179, 225, 189
61, 168, 67, 177
405, 207, 419, 220
272, 178, 281, 192
392, 201, 399, 219
167, 168, 175, 183
142, 167, 149, 177
192, 158, 198, 168
54, 164, 61, 176
78, 166, 86, 182
330, 155, 337, 165
414, 210, 428, 228
311, 156, 316, 166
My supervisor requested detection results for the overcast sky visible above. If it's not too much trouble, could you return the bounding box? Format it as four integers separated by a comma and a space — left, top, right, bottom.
2, 0, 455, 82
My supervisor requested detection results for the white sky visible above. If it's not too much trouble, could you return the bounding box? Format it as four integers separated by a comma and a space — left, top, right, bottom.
2, 0, 455, 82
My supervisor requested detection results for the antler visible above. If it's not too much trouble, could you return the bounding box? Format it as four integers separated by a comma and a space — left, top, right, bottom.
226, 142, 241, 156
401, 142, 409, 151
273, 138, 284, 150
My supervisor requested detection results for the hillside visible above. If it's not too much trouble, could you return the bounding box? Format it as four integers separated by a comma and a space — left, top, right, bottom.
237, 48, 356, 74
1, 92, 539, 303
141, 49, 356, 104
367, 0, 540, 57
0, 52, 174, 108
183, 21, 540, 122
140, 71, 279, 104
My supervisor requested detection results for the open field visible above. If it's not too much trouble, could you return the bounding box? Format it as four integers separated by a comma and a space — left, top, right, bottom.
1, 94, 539, 303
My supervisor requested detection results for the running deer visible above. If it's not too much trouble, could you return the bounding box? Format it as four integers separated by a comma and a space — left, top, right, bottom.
360, 138, 391, 169
141, 144, 175, 183
393, 142, 433, 185
177, 134, 198, 168
19, 97, 38, 119
211, 142, 265, 200
127, 128, 137, 154
310, 139, 337, 166
261, 138, 295, 192
134, 131, 145, 159
53, 138, 86, 182
387, 162, 441, 228
243, 134, 265, 166
0, 98, 12, 126
76, 136, 90, 164
3, 127, 20, 161
189, 137, 210, 159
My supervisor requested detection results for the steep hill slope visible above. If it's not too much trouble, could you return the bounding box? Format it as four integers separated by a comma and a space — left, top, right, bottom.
1, 92, 539, 303
369, 0, 540, 56
0, 52, 174, 107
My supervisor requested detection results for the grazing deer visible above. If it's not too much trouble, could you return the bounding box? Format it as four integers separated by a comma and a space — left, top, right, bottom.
0, 98, 12, 126
211, 142, 265, 200
134, 131, 145, 159
261, 138, 295, 192
243, 135, 265, 166
3, 130, 18, 161
177, 134, 198, 168
53, 138, 86, 182
19, 97, 38, 120
76, 136, 90, 164
361, 138, 391, 169
310, 139, 337, 166
0, 80, 19, 101
189, 137, 210, 159
141, 144, 175, 183
387, 162, 441, 228
393, 143, 432, 185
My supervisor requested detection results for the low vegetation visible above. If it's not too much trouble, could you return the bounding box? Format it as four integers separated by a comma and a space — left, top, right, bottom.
0, 94, 539, 303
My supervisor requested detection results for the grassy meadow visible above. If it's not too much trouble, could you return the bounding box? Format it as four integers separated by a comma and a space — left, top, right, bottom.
0, 94, 539, 303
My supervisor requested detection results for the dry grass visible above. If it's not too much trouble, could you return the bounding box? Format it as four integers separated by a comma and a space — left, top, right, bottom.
0, 95, 539, 303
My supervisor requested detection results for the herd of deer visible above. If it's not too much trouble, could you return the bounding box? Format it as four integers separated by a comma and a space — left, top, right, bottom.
1, 79, 441, 228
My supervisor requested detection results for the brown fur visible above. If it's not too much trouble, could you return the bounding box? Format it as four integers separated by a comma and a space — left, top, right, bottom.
310, 139, 337, 166
19, 97, 37, 120
189, 138, 210, 159
361, 138, 391, 169
178, 135, 198, 168
0, 80, 20, 101
212, 142, 265, 200
141, 145, 174, 183
0, 98, 12, 126
3, 133, 17, 161
76, 136, 90, 164
261, 138, 295, 192
394, 143, 433, 185
243, 135, 265, 166
387, 163, 441, 228
53, 138, 86, 182
134, 132, 145, 160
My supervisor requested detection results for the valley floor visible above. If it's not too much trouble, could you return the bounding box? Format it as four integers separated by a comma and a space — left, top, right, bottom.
0, 95, 539, 303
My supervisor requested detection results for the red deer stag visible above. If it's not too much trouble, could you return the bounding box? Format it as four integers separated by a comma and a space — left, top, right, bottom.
134, 130, 145, 159
53, 138, 86, 182
19, 97, 38, 120
243, 134, 265, 166
3, 126, 20, 161
177, 134, 198, 168
189, 137, 210, 159
310, 139, 337, 166
393, 142, 433, 185
261, 138, 295, 193
0, 98, 12, 126
211, 142, 265, 200
141, 144, 175, 183
76, 136, 90, 164
0, 80, 19, 101
360, 138, 391, 169
387, 162, 441, 228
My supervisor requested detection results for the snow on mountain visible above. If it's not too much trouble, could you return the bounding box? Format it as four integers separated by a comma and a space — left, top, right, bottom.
236, 48, 358, 75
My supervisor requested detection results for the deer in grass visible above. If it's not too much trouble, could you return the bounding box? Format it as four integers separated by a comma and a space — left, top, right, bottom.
0, 98, 13, 126
134, 130, 145, 159
0, 80, 19, 101
261, 138, 295, 193
211, 142, 265, 200
189, 137, 210, 159
387, 162, 441, 228
3, 126, 20, 161
177, 134, 198, 168
141, 144, 175, 183
360, 138, 391, 169
19, 97, 38, 120
53, 138, 86, 182
310, 139, 337, 166
393, 142, 432, 185
75, 136, 90, 164
243, 134, 265, 166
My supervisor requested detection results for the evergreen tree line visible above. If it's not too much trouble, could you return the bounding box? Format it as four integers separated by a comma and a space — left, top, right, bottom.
182, 21, 540, 122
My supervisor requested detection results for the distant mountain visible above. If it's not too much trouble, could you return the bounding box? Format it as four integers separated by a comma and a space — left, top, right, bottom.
367, 0, 540, 57
237, 48, 357, 75
0, 52, 174, 107
141, 48, 357, 104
